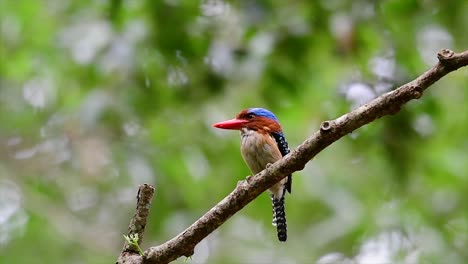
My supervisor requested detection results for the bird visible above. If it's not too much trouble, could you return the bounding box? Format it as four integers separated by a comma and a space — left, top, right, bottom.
213, 107, 292, 242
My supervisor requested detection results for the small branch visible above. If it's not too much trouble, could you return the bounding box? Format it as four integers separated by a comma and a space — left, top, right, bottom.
116, 184, 155, 264
118, 49, 468, 264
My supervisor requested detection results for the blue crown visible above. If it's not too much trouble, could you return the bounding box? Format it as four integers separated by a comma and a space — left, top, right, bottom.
248, 108, 279, 122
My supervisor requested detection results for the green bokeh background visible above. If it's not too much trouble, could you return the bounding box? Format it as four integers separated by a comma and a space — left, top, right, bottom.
1, 0, 467, 263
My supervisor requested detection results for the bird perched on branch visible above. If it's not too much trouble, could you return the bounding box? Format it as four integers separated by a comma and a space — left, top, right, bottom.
213, 108, 292, 242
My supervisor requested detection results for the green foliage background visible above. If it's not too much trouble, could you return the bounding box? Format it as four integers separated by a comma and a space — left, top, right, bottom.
1, 0, 467, 263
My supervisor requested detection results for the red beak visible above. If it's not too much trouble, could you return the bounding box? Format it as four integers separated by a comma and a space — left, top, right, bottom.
212, 118, 249, 130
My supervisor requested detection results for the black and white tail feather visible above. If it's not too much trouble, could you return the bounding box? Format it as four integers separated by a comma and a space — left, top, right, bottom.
271, 189, 287, 241
271, 132, 291, 242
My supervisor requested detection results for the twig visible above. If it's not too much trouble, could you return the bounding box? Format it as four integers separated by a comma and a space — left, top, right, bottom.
116, 184, 155, 264
118, 49, 468, 264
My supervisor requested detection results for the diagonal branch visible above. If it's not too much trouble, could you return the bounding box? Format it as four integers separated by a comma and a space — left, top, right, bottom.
119, 49, 468, 264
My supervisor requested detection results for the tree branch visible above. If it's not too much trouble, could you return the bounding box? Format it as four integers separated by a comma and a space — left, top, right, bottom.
116, 184, 155, 264
118, 49, 468, 264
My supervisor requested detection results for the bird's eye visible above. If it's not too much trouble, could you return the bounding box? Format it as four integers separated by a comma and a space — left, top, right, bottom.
247, 114, 255, 119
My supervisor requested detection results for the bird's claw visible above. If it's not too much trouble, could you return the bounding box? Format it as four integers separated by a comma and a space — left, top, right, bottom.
266, 163, 273, 169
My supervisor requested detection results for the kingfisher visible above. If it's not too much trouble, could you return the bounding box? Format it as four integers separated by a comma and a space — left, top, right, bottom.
213, 108, 292, 242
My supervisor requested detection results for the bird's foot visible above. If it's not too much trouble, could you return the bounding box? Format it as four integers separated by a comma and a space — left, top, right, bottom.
266, 163, 273, 169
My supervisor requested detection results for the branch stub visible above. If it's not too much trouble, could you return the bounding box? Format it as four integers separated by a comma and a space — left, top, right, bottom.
412, 90, 422, 99
320, 120, 333, 132
437, 49, 454, 62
